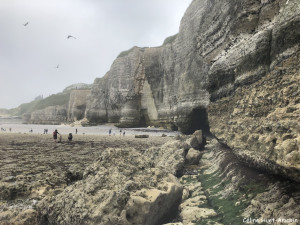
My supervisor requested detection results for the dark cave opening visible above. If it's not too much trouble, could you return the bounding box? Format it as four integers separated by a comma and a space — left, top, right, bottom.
187, 107, 210, 134
140, 109, 150, 127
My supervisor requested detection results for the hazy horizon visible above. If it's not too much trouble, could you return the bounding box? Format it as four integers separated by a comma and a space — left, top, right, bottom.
0, 0, 192, 109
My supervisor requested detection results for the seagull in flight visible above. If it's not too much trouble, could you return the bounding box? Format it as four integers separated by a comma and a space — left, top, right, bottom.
23, 22, 29, 26
67, 35, 76, 39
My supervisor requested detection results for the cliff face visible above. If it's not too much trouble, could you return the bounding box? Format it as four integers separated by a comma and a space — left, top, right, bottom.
208, 51, 300, 182
86, 0, 300, 181
25, 89, 90, 124
67, 90, 91, 122
28, 105, 68, 125
86, 0, 299, 130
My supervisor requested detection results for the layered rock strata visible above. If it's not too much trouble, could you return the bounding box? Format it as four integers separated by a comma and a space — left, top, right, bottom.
208, 51, 300, 182
86, 0, 300, 131
85, 0, 300, 181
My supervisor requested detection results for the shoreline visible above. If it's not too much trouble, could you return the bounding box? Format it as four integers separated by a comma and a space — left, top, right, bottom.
0, 123, 179, 137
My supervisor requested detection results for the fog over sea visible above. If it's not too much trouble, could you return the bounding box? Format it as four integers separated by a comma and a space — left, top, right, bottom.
0, 118, 179, 136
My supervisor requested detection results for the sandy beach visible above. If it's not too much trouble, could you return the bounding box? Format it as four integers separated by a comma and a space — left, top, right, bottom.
0, 133, 174, 223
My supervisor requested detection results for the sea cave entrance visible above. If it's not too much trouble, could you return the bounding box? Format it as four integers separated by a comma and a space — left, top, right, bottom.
140, 109, 150, 127
187, 107, 210, 134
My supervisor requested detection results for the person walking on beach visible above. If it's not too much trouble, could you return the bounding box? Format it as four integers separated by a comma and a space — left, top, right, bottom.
53, 129, 60, 142
75, 128, 78, 134
109, 129, 112, 136
68, 133, 73, 141
120, 129, 122, 136
123, 131, 125, 136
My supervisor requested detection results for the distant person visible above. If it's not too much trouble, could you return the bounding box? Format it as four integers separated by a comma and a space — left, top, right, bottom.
120, 129, 122, 136
68, 133, 73, 141
9, 128, 11, 132
43, 129, 46, 134
30, 129, 33, 133
123, 131, 125, 136
109, 129, 112, 136
75, 128, 78, 134
53, 129, 60, 142
46, 129, 48, 134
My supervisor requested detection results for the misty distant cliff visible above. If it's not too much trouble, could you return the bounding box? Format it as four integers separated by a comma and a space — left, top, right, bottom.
10, 83, 91, 124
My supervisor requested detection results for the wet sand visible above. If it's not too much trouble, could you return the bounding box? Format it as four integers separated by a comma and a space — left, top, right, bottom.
0, 133, 173, 222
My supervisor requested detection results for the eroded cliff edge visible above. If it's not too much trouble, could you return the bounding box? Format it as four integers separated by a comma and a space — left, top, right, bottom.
85, 0, 300, 182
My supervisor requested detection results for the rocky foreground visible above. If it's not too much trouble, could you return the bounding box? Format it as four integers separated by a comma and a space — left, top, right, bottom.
0, 132, 299, 225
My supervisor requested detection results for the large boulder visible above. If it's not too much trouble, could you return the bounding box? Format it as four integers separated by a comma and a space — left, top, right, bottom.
186, 130, 206, 150
146, 140, 186, 176
185, 148, 201, 165
125, 176, 182, 225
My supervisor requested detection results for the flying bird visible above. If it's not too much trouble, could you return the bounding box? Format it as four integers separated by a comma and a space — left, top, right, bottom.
23, 22, 29, 26
67, 35, 76, 39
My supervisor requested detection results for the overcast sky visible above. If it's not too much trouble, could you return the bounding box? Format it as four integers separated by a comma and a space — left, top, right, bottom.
0, 0, 192, 109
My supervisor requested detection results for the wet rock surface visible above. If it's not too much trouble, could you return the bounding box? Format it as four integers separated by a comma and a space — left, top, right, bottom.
176, 138, 300, 225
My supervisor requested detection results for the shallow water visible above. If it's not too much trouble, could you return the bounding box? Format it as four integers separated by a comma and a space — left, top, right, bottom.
0, 118, 179, 136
